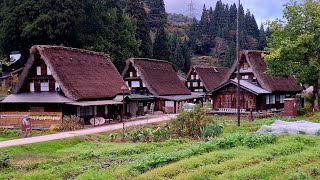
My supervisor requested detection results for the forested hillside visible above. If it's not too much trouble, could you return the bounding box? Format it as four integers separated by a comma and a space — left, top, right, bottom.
0, 0, 267, 73
187, 1, 269, 67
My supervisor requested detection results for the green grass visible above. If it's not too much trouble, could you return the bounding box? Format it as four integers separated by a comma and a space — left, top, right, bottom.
1, 114, 320, 179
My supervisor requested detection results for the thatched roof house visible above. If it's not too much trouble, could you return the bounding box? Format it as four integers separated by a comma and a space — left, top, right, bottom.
186, 66, 229, 92
1, 45, 129, 126
208, 50, 303, 111
122, 58, 202, 114
122, 58, 191, 96
225, 50, 303, 93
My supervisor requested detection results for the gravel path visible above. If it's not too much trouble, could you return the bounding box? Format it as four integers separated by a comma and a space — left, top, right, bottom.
0, 114, 177, 148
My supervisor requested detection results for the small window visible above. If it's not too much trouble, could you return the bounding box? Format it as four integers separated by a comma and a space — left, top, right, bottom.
195, 75, 199, 79
30, 82, 35, 92
36, 66, 41, 75
192, 82, 198, 87
187, 82, 191, 87
40, 81, 49, 92
193, 75, 196, 80
142, 82, 146, 87
280, 95, 286, 103
200, 82, 203, 87
131, 81, 140, 88
165, 101, 174, 107
242, 75, 249, 80
198, 89, 204, 92
270, 95, 276, 104
136, 72, 140, 77
47, 66, 52, 75
129, 72, 133, 77
266, 95, 270, 105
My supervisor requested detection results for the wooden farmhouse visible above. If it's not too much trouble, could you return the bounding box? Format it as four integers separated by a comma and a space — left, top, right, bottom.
208, 50, 303, 112
0, 45, 130, 127
185, 66, 229, 103
122, 58, 202, 114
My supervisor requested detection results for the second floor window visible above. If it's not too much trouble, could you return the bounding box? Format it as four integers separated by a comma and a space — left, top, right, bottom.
131, 81, 140, 88
40, 81, 49, 92
36, 66, 41, 75
47, 66, 52, 75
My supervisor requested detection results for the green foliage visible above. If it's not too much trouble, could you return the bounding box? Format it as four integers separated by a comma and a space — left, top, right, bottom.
0, 152, 11, 168
289, 171, 307, 180
126, 0, 152, 57
265, 0, 320, 108
200, 123, 223, 140
153, 27, 170, 60
129, 128, 143, 142
171, 105, 210, 139
187, 1, 265, 66
241, 133, 277, 148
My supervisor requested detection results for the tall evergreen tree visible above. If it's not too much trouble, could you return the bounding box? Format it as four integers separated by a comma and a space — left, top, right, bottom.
258, 24, 267, 50
144, 0, 167, 29
153, 27, 170, 60
126, 0, 152, 57
181, 42, 191, 73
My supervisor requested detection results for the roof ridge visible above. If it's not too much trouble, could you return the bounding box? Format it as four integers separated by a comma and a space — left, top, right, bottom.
133, 58, 172, 64
32, 45, 110, 58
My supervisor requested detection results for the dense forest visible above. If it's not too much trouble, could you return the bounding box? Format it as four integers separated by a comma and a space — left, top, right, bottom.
0, 0, 267, 73
187, 1, 269, 67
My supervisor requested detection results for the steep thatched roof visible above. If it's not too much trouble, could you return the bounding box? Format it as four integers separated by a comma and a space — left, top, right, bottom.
226, 50, 303, 93
122, 58, 191, 96
187, 66, 229, 91
14, 45, 129, 101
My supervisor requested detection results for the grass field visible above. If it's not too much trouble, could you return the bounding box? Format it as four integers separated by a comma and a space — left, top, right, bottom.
1, 114, 320, 179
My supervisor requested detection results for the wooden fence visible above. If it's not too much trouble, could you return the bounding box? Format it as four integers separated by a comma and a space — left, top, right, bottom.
0, 112, 62, 128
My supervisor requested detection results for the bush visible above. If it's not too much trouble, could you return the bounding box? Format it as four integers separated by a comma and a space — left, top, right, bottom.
315, 129, 320, 136
241, 133, 277, 148
130, 128, 143, 142
142, 128, 152, 143
0, 152, 11, 168
200, 123, 223, 140
171, 105, 210, 139
61, 115, 83, 131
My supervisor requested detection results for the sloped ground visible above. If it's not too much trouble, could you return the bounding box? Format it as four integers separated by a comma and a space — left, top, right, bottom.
1, 115, 320, 179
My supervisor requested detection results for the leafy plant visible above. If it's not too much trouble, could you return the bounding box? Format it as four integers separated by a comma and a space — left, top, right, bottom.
171, 105, 210, 139
200, 123, 223, 140
0, 152, 11, 168
109, 133, 118, 142
142, 128, 152, 143
241, 133, 277, 148
130, 128, 143, 142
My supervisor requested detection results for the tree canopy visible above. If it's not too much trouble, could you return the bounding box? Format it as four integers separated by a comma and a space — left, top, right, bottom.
264, 0, 320, 108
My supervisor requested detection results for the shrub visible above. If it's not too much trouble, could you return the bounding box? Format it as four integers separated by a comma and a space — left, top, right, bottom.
171, 105, 210, 139
152, 127, 162, 142
109, 133, 118, 142
289, 170, 306, 180
200, 123, 223, 140
241, 133, 277, 148
130, 128, 143, 142
315, 129, 320, 136
0, 152, 11, 168
215, 135, 239, 149
298, 130, 306, 135
142, 128, 152, 143
61, 115, 83, 131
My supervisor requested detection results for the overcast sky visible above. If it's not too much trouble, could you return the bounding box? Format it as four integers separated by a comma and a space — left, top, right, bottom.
164, 0, 302, 25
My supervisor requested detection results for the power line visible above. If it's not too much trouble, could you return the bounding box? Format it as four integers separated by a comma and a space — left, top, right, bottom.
186, 0, 197, 19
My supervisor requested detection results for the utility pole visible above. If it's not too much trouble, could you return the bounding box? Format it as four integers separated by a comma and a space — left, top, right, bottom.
187, 0, 197, 19
236, 0, 241, 127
